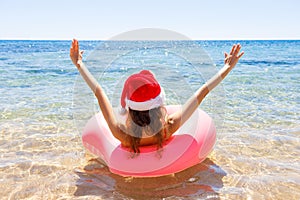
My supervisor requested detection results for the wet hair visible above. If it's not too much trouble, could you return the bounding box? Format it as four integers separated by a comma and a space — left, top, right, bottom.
125, 107, 167, 154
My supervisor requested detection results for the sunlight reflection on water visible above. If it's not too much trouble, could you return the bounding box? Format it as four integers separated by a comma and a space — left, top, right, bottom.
0, 40, 299, 199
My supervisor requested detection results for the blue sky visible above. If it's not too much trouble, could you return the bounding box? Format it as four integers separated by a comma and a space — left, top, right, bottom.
0, 0, 299, 40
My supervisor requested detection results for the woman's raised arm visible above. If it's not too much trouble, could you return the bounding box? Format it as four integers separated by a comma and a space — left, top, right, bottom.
167, 44, 244, 135
70, 39, 127, 143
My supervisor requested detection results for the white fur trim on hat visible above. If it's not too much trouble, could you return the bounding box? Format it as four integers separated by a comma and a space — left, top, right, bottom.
125, 88, 165, 111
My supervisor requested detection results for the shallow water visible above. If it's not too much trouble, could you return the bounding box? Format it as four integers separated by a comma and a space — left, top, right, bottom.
0, 40, 299, 199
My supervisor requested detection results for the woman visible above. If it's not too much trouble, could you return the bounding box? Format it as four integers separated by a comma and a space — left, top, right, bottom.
70, 39, 244, 154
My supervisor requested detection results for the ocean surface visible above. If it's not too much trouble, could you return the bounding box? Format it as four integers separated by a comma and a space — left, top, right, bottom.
0, 40, 299, 199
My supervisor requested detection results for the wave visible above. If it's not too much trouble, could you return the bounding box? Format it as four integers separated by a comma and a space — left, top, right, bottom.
241, 60, 300, 66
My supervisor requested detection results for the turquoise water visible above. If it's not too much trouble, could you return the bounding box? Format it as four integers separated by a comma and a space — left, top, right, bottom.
0, 40, 299, 199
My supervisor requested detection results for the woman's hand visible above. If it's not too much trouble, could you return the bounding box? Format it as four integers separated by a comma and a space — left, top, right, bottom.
70, 39, 84, 68
224, 44, 244, 68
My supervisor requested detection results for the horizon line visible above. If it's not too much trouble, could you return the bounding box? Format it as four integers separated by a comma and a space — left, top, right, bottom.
1, 37, 300, 41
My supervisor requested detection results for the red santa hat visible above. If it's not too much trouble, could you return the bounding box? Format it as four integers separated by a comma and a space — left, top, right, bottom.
120, 70, 165, 113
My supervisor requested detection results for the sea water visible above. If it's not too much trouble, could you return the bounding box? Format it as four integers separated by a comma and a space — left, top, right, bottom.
0, 40, 299, 199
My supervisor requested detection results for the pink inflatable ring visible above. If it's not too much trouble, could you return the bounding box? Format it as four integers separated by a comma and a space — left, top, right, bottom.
82, 105, 216, 177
